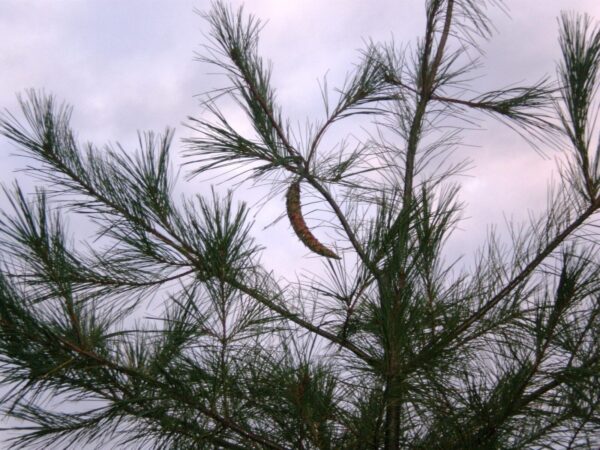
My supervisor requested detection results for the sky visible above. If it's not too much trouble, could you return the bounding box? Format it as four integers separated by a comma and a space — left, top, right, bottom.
1, 0, 600, 271
1, 0, 600, 446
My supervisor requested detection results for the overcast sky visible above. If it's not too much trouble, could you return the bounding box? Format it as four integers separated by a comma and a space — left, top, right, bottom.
1, 0, 600, 275
1, 0, 600, 447
2, 0, 600, 271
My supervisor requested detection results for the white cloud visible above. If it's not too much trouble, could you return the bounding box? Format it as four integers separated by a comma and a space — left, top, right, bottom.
1, 0, 598, 263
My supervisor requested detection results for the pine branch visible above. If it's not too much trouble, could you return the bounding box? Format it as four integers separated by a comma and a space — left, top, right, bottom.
224, 276, 378, 367
429, 192, 600, 360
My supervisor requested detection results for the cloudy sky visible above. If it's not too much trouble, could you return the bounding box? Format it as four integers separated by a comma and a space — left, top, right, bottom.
2, 0, 600, 271
1, 0, 600, 447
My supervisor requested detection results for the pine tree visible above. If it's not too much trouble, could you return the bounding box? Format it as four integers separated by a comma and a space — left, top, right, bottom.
1, 1, 599, 448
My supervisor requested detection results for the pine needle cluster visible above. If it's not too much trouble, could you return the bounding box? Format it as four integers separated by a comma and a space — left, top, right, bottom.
0, 1, 599, 449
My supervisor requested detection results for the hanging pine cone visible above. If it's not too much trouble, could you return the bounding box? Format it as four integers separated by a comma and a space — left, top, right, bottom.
286, 180, 340, 259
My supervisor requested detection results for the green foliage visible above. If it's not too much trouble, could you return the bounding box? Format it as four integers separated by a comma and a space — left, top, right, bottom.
0, 1, 600, 449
